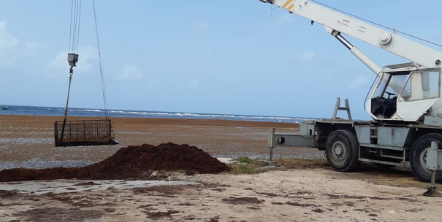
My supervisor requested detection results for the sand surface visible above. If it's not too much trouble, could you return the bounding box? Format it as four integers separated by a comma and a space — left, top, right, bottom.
1, 169, 441, 222
0, 115, 320, 169
1, 115, 441, 221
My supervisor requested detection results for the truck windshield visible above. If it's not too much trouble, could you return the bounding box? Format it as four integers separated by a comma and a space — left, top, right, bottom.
399, 70, 441, 102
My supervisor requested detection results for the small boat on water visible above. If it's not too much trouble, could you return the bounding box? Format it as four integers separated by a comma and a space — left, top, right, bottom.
1, 106, 8, 110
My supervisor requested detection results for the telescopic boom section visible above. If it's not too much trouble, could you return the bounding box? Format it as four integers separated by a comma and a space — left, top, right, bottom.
259, 0, 442, 69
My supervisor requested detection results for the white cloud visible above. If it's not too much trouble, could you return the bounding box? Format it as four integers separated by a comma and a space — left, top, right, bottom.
298, 51, 315, 62
348, 75, 371, 90
0, 21, 45, 67
46, 46, 98, 78
189, 79, 199, 88
277, 14, 296, 26
204, 50, 212, 58
119, 64, 143, 80
171, 76, 199, 88
0, 22, 18, 48
193, 22, 210, 31
22, 41, 46, 55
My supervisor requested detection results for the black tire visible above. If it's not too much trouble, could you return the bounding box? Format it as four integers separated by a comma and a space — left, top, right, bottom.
410, 133, 442, 183
325, 130, 360, 172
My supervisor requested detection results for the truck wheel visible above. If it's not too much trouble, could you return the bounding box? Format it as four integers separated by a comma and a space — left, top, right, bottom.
410, 133, 442, 183
325, 130, 359, 172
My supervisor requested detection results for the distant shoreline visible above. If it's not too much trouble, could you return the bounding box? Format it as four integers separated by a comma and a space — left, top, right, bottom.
0, 105, 307, 123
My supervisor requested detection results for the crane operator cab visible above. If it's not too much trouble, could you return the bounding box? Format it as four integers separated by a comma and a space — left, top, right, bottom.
366, 63, 442, 122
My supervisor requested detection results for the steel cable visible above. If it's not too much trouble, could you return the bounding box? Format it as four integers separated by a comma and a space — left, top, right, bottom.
92, 0, 109, 119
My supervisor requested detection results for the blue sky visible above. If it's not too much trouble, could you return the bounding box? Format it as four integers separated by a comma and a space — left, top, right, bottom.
0, 0, 441, 120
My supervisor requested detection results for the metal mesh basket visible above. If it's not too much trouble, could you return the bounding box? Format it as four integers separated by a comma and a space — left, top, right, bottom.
54, 119, 118, 147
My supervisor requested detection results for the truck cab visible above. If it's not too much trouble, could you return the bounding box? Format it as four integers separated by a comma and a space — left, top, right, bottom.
368, 64, 441, 122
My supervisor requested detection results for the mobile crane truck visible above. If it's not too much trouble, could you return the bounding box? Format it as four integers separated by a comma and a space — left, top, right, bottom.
259, 0, 442, 182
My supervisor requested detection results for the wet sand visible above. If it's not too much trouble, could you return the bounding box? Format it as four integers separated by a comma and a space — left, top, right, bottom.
0, 115, 323, 169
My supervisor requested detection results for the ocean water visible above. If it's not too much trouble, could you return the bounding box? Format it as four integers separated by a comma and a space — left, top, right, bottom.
0, 105, 308, 123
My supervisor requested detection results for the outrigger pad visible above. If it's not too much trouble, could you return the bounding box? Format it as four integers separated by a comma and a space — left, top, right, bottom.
54, 119, 118, 147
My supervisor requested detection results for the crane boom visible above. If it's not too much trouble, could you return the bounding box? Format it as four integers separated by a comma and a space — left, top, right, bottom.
259, 0, 442, 69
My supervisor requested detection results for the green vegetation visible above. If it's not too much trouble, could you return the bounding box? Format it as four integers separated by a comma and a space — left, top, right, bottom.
229, 156, 329, 175
230, 163, 261, 175
176, 169, 186, 174
230, 156, 262, 175
236, 156, 255, 164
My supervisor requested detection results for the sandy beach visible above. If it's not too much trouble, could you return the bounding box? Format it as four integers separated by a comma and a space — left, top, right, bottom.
0, 115, 321, 169
1, 115, 441, 222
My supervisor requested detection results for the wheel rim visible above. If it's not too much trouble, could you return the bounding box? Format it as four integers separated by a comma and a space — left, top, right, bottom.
331, 141, 347, 162
419, 147, 431, 174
